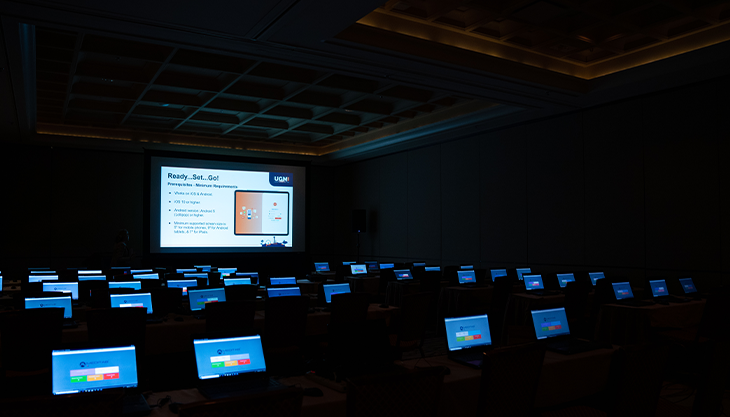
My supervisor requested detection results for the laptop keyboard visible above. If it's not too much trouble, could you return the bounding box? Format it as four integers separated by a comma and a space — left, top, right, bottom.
199, 378, 282, 399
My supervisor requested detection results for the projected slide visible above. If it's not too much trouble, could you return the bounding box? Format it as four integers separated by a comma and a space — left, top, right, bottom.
159, 166, 293, 248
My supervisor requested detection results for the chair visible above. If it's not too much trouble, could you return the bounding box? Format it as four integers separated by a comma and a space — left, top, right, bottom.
263, 295, 310, 373
477, 343, 546, 417
86, 308, 147, 356
0, 388, 125, 417
691, 340, 730, 417
488, 276, 512, 346
224, 283, 259, 301
0, 308, 64, 375
390, 292, 432, 359
205, 299, 256, 333
330, 292, 370, 327
563, 280, 591, 338
178, 386, 303, 417
346, 366, 446, 417
150, 287, 182, 316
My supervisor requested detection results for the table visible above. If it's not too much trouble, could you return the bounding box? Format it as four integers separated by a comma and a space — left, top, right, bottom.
345, 275, 380, 295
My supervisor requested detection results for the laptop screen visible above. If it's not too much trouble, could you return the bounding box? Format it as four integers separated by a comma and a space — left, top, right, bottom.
189, 288, 226, 311
224, 278, 251, 286
413, 262, 426, 267
314, 262, 330, 272
490, 269, 507, 281
52, 345, 138, 395
649, 279, 669, 298
167, 279, 197, 295
679, 278, 697, 294
457, 270, 476, 284
29, 275, 59, 283
269, 277, 296, 286
30, 269, 54, 273
79, 275, 106, 281
350, 264, 367, 275
184, 273, 208, 280
342, 261, 355, 266
394, 269, 412, 280
176, 269, 197, 273
444, 315, 492, 351
460, 265, 473, 270
425, 266, 441, 272
77, 270, 103, 275
132, 273, 158, 280
130, 269, 152, 274
516, 268, 531, 280
612, 282, 634, 300
25, 296, 73, 319
557, 273, 575, 288
266, 287, 301, 298
365, 262, 379, 272
523, 275, 544, 290
531, 307, 571, 339
217, 268, 237, 277
109, 281, 142, 291
193, 335, 266, 380
589, 272, 605, 286
234, 272, 258, 279
110, 293, 153, 314
43, 282, 79, 300
323, 283, 350, 303
379, 263, 394, 270
194, 265, 212, 272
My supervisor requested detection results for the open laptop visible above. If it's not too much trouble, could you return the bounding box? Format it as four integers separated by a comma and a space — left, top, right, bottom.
457, 270, 477, 287
425, 266, 441, 272
350, 264, 368, 276
188, 288, 227, 319
444, 314, 492, 369
648, 279, 689, 304
394, 269, 413, 281
490, 269, 507, 281
679, 278, 702, 299
589, 272, 605, 286
176, 269, 197, 274
322, 283, 351, 304
523, 274, 558, 296
460, 265, 474, 270
269, 277, 297, 286
110, 292, 163, 323
266, 287, 301, 298
223, 278, 251, 286
132, 273, 158, 280
314, 262, 335, 276
516, 268, 531, 281
379, 263, 394, 271
167, 279, 197, 296
28, 274, 59, 283
43, 282, 80, 305
26, 295, 77, 328
611, 282, 652, 307
193, 334, 283, 399
217, 268, 237, 278
79, 275, 107, 281
195, 265, 212, 272
51, 344, 150, 415
110, 281, 142, 291
77, 270, 103, 276
184, 273, 209, 286
556, 273, 575, 289
531, 307, 604, 354
365, 261, 379, 274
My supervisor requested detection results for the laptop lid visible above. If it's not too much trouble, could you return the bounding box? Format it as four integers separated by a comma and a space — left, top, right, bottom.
379, 263, 394, 270
516, 268, 531, 280
531, 307, 571, 339
413, 262, 426, 267
195, 265, 212, 272
193, 335, 266, 380
365, 261, 379, 273
176, 269, 197, 273
79, 275, 106, 281
649, 279, 669, 298
266, 287, 301, 297
313, 262, 330, 272
457, 270, 476, 284
167, 279, 197, 296
557, 273, 575, 288
189, 288, 226, 311
490, 269, 507, 281
394, 269, 413, 280
589, 272, 605, 286
612, 282, 634, 300
217, 268, 237, 277
184, 273, 208, 279
223, 278, 251, 286
110, 293, 154, 314
132, 273, 158, 280
350, 264, 367, 275
43, 282, 80, 300
28, 275, 59, 283
679, 278, 697, 294
523, 274, 544, 291
342, 261, 355, 266
77, 270, 103, 275
109, 281, 142, 291
322, 283, 350, 303
130, 269, 152, 274
444, 314, 492, 351
460, 265, 473, 270
25, 296, 73, 319
52, 345, 138, 395
269, 277, 296, 286
425, 266, 441, 272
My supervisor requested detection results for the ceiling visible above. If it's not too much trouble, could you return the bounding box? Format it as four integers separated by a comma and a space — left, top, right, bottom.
2, 0, 730, 163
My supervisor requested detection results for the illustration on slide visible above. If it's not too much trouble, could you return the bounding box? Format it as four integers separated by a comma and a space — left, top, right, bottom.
260, 237, 287, 247
233, 190, 290, 236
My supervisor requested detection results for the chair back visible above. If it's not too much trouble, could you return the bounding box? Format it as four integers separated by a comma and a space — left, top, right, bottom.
330, 292, 369, 327
206, 300, 256, 334
478, 343, 546, 417
605, 343, 669, 417
396, 292, 432, 346
86, 307, 147, 355
264, 295, 309, 349
179, 386, 303, 417
224, 284, 259, 302
150, 287, 182, 316
564, 280, 590, 322
488, 276, 512, 346
692, 340, 730, 417
697, 287, 729, 341
0, 308, 64, 373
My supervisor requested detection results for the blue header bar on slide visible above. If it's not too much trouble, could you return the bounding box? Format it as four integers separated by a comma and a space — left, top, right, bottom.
269, 172, 293, 186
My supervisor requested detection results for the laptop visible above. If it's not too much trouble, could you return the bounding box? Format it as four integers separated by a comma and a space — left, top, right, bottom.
184, 273, 209, 286
77, 270, 103, 276
425, 266, 441, 272
523, 274, 558, 296
648, 279, 690, 304
217, 268, 237, 278
412, 262, 426, 267
51, 344, 150, 415
188, 288, 227, 319
132, 273, 158, 280
79, 275, 107, 281
460, 265, 474, 270
110, 292, 163, 323
130, 269, 153, 274
365, 261, 379, 274
269, 277, 297, 286
28, 274, 59, 283
314, 262, 335, 276
342, 261, 355, 266
611, 282, 652, 307
394, 269, 413, 281
490, 269, 507, 281
589, 272, 605, 286
266, 287, 301, 298
556, 273, 575, 289
516, 268, 531, 281
457, 270, 477, 287
379, 263, 395, 271
322, 283, 351, 304
176, 269, 197, 273
350, 264, 368, 276
43, 282, 80, 304
26, 295, 77, 328
223, 278, 251, 286
195, 265, 212, 272
531, 307, 604, 354
679, 278, 702, 299
193, 334, 283, 399
109, 281, 142, 291
167, 279, 197, 296
444, 314, 492, 369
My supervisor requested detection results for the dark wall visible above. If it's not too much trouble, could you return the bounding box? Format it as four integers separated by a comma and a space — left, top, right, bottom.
310, 75, 730, 288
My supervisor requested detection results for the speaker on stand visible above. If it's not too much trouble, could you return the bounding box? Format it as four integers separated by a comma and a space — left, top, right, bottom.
352, 209, 366, 263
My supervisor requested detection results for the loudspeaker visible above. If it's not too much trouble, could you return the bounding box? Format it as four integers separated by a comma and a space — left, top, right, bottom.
352, 209, 366, 233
